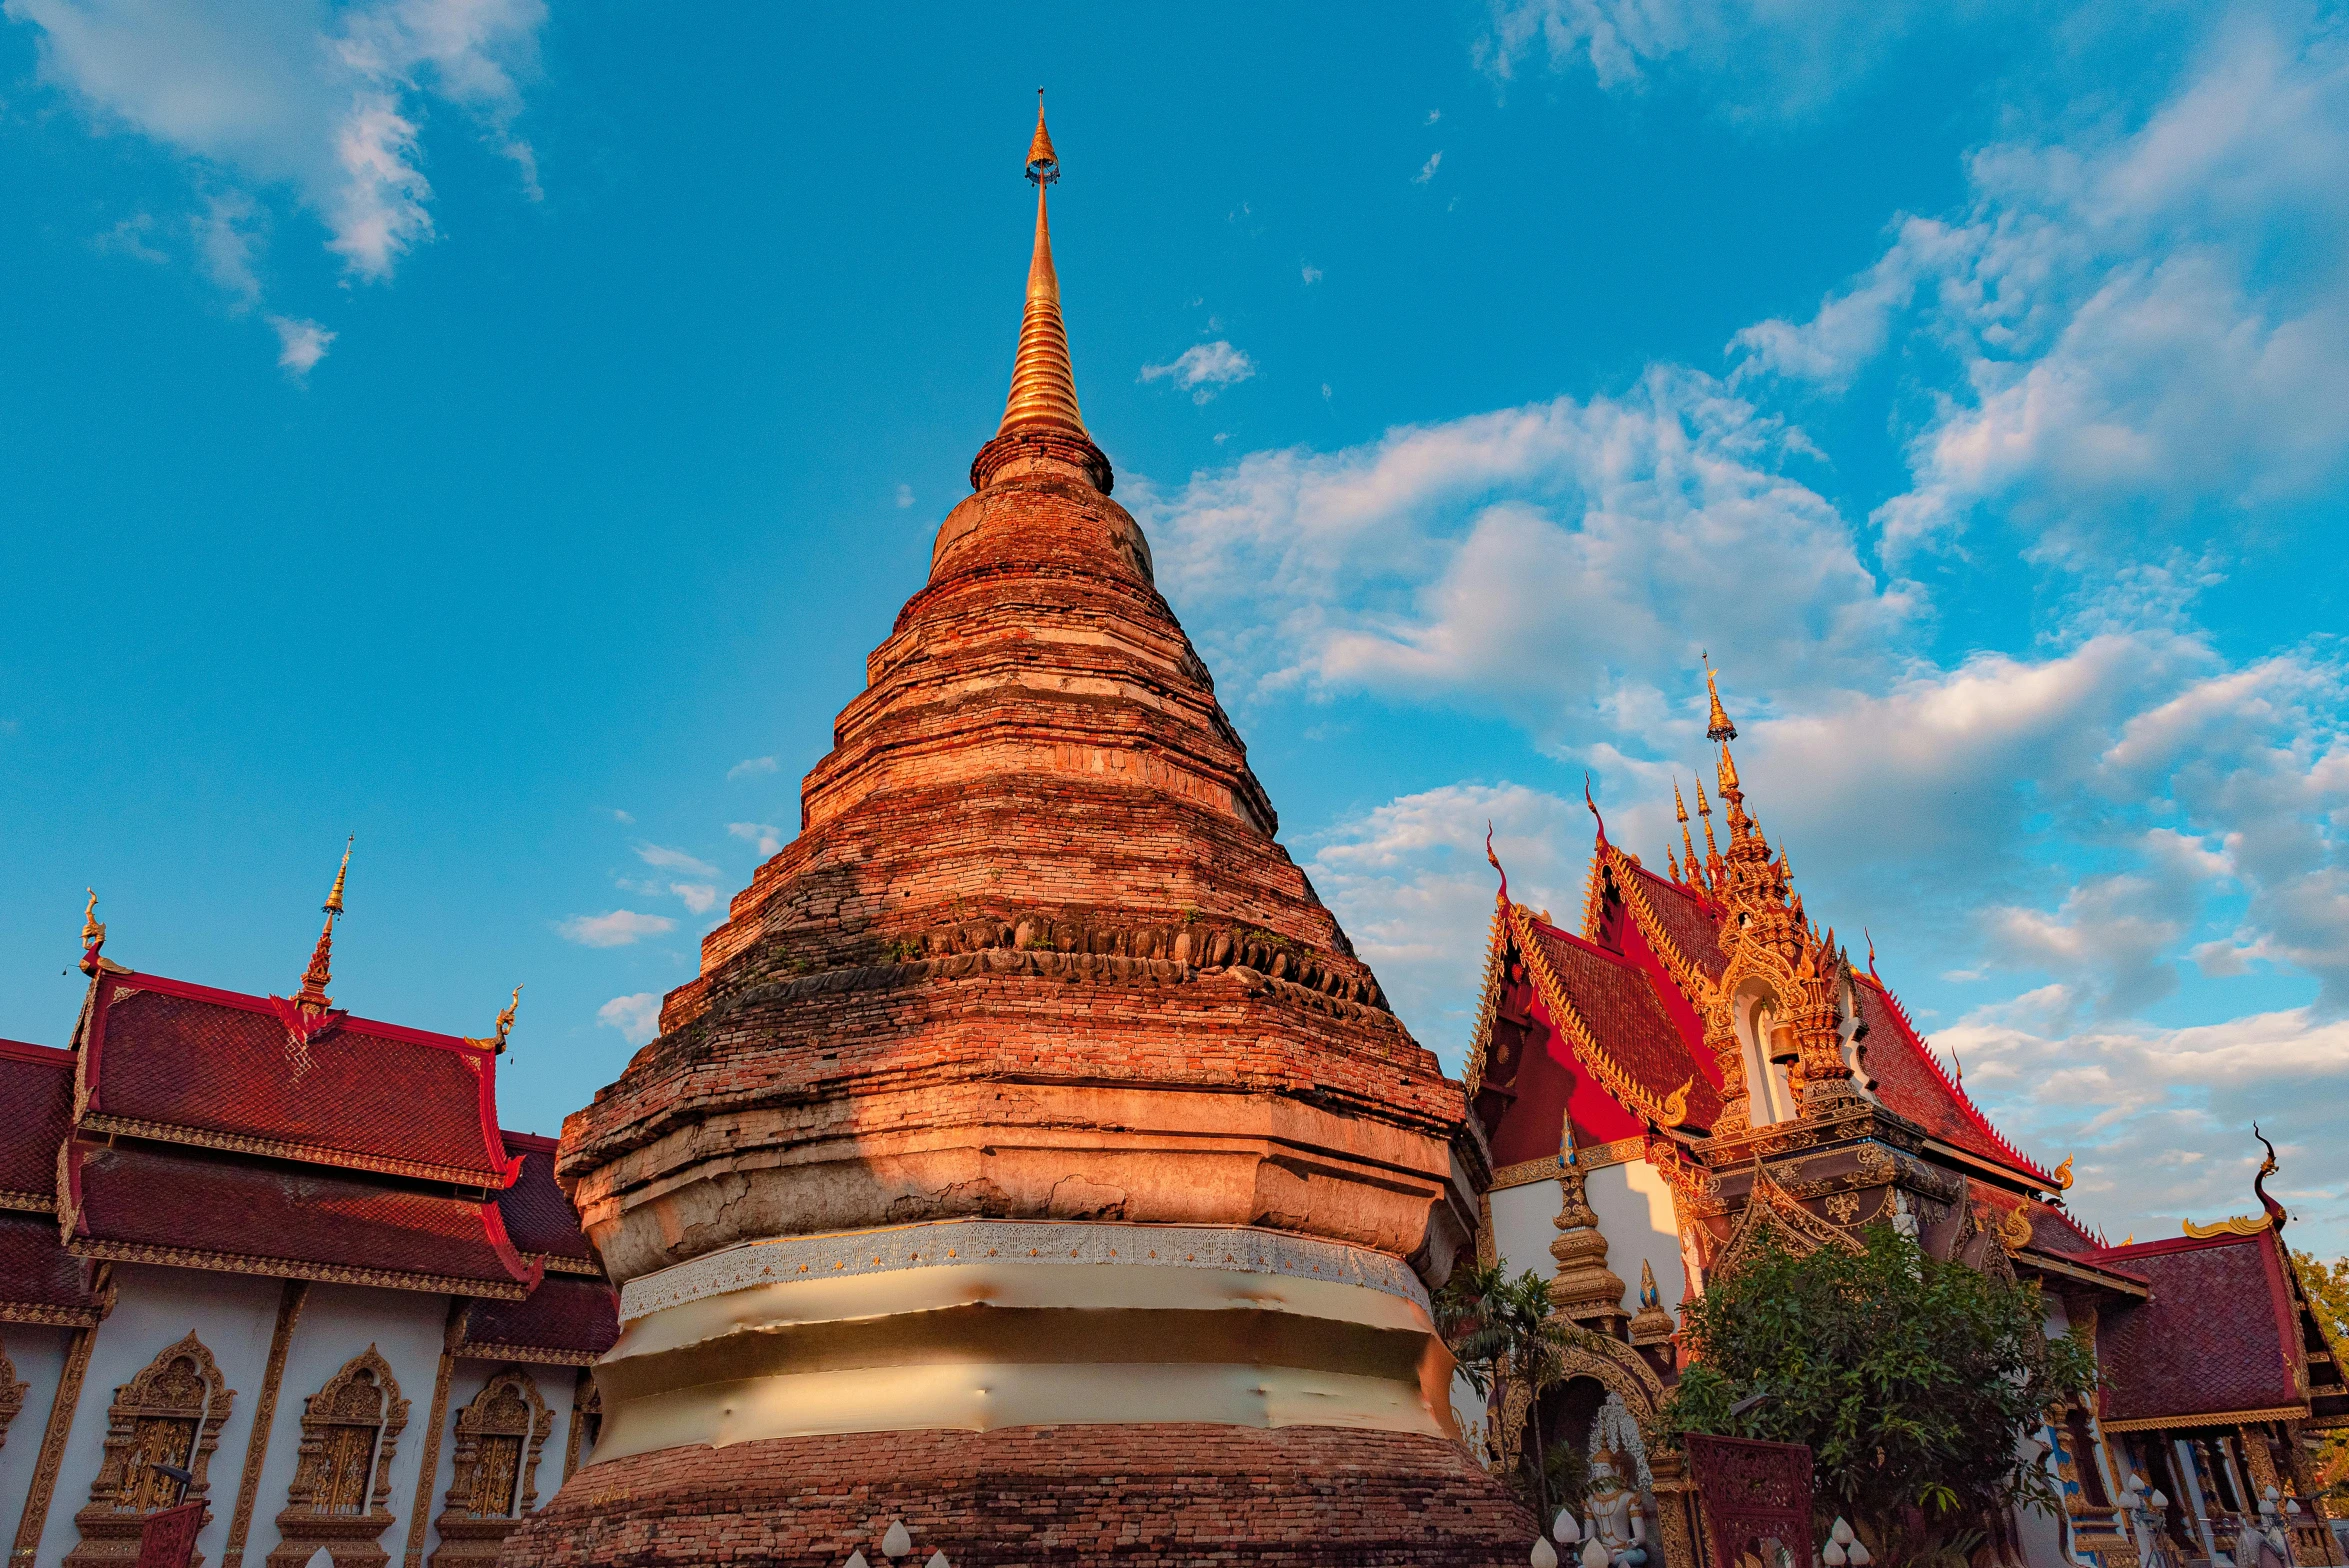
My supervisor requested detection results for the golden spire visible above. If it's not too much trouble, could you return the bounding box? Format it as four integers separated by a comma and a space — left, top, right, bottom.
1694, 778, 1719, 859
1674, 780, 1702, 887
296, 836, 352, 1008
996, 90, 1088, 441
1703, 652, 1737, 742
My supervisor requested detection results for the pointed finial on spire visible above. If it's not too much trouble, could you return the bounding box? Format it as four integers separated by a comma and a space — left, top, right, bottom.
1703, 652, 1737, 743
78, 889, 112, 974
296, 837, 351, 1007
1026, 87, 1059, 184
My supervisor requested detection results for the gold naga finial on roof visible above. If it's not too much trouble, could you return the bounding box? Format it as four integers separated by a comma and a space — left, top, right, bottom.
81, 888, 104, 951
295, 835, 353, 1007
2051, 1154, 2074, 1191
470, 983, 524, 1055
996, 89, 1088, 443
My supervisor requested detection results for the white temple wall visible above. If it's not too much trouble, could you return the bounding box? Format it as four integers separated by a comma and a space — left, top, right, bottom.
1489, 1179, 1563, 1287
248, 1282, 451, 1568
1487, 1162, 1687, 1318
39, 1264, 284, 1568
1586, 1162, 1687, 1315
0, 1324, 73, 1546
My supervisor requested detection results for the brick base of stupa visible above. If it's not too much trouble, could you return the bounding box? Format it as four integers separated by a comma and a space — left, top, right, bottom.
501, 1424, 1536, 1567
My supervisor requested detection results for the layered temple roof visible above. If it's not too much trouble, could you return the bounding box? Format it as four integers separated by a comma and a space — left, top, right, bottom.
0, 878, 614, 1356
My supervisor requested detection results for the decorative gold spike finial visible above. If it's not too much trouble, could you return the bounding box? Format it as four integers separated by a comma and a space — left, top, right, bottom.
1673, 780, 1690, 824
81, 889, 104, 951
1026, 88, 1058, 184
2052, 1154, 2074, 1191
1703, 653, 1737, 743
324, 834, 352, 915
995, 93, 1088, 443
296, 837, 352, 1007
1717, 740, 1741, 795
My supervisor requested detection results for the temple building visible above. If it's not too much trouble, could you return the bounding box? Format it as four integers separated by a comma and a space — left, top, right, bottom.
504, 103, 1530, 1567
0, 858, 617, 1568
1465, 669, 2349, 1568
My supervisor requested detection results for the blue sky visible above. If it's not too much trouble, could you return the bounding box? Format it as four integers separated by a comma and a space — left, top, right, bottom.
3, 2, 2345, 1251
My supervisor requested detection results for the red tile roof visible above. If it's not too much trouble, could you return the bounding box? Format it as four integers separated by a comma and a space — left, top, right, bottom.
1622, 863, 1729, 982
1521, 916, 1722, 1131
497, 1133, 600, 1274
81, 971, 518, 1187
0, 1039, 72, 1205
457, 1275, 619, 1365
1852, 975, 2054, 1186
2094, 1231, 2305, 1424
0, 1209, 103, 1326
62, 1139, 539, 1298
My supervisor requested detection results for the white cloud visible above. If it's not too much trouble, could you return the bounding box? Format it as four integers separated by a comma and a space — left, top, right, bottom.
1732, 17, 2349, 561
1307, 781, 1589, 1068
1140, 340, 1256, 403
727, 756, 778, 780
669, 883, 719, 914
1137, 366, 1910, 736
595, 992, 660, 1046
894, 484, 914, 508
560, 910, 675, 948
8, 0, 546, 351
1300, 262, 1323, 285
1476, 0, 1971, 119
728, 821, 783, 857
1939, 1004, 2349, 1244
1425, 109, 1442, 125
91, 211, 166, 263
610, 808, 634, 824
633, 842, 719, 879
267, 314, 334, 375
1413, 150, 1442, 184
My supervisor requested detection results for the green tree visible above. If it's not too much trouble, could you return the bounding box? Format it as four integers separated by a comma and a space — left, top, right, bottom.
2293, 1252, 2349, 1507
1439, 1262, 1588, 1522
1664, 1224, 2097, 1563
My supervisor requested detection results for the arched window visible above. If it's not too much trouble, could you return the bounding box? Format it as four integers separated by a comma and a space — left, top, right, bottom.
429, 1369, 552, 1568
269, 1347, 409, 1568
64, 1333, 233, 1568
1734, 987, 1797, 1125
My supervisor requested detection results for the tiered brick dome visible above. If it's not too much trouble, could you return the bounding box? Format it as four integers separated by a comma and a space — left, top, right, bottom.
506, 107, 1529, 1568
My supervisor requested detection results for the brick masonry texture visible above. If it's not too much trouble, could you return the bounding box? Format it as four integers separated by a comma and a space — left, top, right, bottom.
500, 1425, 1538, 1568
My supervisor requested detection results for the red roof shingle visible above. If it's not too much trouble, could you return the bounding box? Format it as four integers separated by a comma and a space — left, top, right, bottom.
0, 1209, 103, 1324
1523, 919, 1722, 1130
497, 1133, 599, 1273
63, 1139, 538, 1297
1853, 976, 2052, 1184
2096, 1231, 2304, 1424
83, 971, 517, 1187
1624, 864, 1729, 981
458, 1275, 619, 1364
0, 1040, 72, 1203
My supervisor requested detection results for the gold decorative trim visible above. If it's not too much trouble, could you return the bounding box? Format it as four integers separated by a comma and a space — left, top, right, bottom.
2098, 1404, 2309, 1432
451, 1340, 601, 1369
66, 1330, 236, 1568
222, 1280, 307, 1568
269, 1345, 411, 1568
77, 1114, 506, 1190
2182, 1213, 2273, 1238
0, 1302, 102, 1330
538, 1256, 604, 1278
1511, 904, 1693, 1131
0, 1192, 55, 1215
0, 1342, 23, 1454
401, 1304, 463, 1568
561, 1369, 597, 1481
64, 1239, 529, 1301
1595, 842, 1718, 1012
1489, 1138, 1648, 1192
1462, 902, 1510, 1101
9, 1317, 100, 1568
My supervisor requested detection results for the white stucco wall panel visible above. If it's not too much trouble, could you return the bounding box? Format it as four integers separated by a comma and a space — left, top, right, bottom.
0, 1324, 74, 1550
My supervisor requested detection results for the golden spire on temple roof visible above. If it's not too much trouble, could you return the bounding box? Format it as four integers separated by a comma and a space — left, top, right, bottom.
1673, 780, 1689, 824
996, 90, 1088, 442
1703, 652, 1737, 743
296, 836, 352, 1007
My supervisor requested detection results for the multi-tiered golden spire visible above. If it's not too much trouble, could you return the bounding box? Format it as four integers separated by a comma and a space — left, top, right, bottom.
996, 91, 1087, 442
295, 836, 352, 1008
970, 92, 1113, 494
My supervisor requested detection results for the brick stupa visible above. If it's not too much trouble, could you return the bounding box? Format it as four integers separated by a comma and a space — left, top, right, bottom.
506, 104, 1531, 1568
